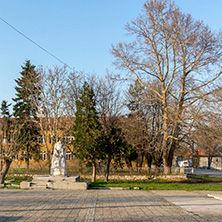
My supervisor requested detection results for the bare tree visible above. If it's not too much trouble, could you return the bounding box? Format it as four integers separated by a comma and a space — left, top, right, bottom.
27, 66, 72, 169
112, 0, 222, 174
126, 80, 164, 173
0, 117, 30, 184
89, 74, 125, 181
65, 70, 85, 116
94, 75, 123, 132
193, 110, 222, 169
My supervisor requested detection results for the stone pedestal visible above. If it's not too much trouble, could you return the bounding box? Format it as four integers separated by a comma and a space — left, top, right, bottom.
21, 175, 89, 190
20, 181, 31, 189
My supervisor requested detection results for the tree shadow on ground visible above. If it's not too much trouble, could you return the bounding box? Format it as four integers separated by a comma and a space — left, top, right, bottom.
0, 216, 22, 221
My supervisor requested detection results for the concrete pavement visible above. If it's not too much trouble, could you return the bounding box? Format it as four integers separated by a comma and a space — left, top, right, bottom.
152, 190, 222, 222
0, 189, 222, 222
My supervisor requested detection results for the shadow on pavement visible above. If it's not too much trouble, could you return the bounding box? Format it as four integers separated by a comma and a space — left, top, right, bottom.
0, 216, 22, 221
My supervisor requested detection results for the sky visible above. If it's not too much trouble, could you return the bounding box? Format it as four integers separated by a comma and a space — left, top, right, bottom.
0, 0, 222, 105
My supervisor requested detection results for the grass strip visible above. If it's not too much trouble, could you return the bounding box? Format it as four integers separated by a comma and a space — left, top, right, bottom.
187, 174, 222, 182
91, 179, 222, 191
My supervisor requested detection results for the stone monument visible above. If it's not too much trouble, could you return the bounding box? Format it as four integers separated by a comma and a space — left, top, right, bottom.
50, 141, 67, 176
21, 141, 89, 190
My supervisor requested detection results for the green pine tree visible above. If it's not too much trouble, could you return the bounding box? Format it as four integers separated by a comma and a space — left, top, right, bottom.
13, 60, 39, 118
13, 60, 40, 172
73, 82, 105, 182
0, 100, 11, 118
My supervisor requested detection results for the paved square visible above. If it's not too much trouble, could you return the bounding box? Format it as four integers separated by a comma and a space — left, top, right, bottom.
0, 189, 222, 221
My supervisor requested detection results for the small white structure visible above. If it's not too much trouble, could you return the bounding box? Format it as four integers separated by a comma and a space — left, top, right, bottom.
50, 141, 67, 176
21, 141, 89, 190
177, 160, 191, 168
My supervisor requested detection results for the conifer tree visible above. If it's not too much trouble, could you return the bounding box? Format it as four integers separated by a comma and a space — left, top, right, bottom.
13, 60, 39, 118
104, 126, 128, 181
13, 60, 40, 171
73, 82, 105, 182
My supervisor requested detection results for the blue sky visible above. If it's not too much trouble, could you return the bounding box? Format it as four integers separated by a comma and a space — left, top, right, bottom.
0, 0, 221, 105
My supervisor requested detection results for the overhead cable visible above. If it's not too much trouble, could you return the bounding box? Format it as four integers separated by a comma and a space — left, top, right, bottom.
0, 16, 73, 70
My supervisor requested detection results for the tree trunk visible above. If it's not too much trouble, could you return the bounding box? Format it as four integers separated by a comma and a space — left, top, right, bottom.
105, 158, 111, 182
139, 153, 144, 172
208, 156, 213, 169
92, 163, 96, 182
26, 152, 30, 174
26, 159, 30, 174
163, 153, 173, 175
47, 150, 51, 174
163, 165, 171, 175
155, 166, 161, 175
26, 146, 30, 174
145, 152, 152, 175
163, 139, 177, 175
148, 167, 151, 175
0, 157, 12, 184
136, 156, 139, 172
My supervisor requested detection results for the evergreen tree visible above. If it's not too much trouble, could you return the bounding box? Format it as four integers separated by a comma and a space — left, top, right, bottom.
13, 60, 40, 171
104, 126, 128, 181
73, 82, 105, 182
13, 60, 39, 118
1, 100, 11, 118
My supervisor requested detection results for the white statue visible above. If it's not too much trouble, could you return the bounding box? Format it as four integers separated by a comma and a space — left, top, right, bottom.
50, 141, 67, 176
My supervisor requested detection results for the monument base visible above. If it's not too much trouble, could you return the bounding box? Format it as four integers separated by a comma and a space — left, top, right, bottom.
21, 175, 90, 190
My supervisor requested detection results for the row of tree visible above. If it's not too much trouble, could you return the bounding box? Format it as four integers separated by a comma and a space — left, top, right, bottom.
111, 0, 222, 174
1, 0, 222, 183
0, 60, 138, 183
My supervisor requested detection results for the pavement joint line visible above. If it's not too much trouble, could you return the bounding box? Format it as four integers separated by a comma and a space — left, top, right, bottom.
84, 192, 97, 222
207, 194, 222, 201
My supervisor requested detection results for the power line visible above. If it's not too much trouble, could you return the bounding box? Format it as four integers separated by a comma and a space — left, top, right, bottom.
0, 16, 73, 70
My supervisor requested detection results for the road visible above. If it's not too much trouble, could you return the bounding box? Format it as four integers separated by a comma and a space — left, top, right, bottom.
194, 169, 222, 178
